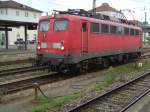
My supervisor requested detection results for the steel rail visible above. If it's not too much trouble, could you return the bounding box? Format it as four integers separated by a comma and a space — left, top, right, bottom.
65, 71, 150, 112
0, 66, 48, 76
0, 74, 56, 94
120, 88, 150, 112
0, 59, 31, 66
0, 72, 78, 95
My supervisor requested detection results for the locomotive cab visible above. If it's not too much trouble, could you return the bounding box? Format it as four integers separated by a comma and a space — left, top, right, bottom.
36, 16, 75, 72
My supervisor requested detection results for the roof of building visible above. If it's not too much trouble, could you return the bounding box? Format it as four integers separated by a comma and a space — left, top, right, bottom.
0, 0, 42, 13
95, 3, 121, 13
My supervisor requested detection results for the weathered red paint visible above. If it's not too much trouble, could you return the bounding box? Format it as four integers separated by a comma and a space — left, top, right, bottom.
37, 14, 142, 64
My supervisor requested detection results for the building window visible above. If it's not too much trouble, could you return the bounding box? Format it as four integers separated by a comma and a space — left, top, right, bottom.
90, 22, 100, 33
16, 33, 20, 38
6, 9, 8, 15
33, 34, 37, 39
25, 12, 29, 17
1, 33, 5, 45
2, 34, 5, 41
0, 10, 2, 14
0, 9, 5, 15
16, 11, 20, 16
0, 9, 8, 15
27, 34, 30, 40
33, 13, 36, 18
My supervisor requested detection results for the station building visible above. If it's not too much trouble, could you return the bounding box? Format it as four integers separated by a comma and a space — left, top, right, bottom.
0, 0, 42, 49
95, 3, 125, 19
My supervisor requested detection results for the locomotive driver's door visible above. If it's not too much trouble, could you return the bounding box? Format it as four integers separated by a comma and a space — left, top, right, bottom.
81, 21, 88, 53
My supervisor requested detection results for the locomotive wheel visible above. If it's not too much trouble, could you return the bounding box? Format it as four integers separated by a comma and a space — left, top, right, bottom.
72, 64, 82, 74
58, 64, 68, 74
102, 58, 110, 68
81, 61, 88, 73
123, 55, 129, 63
72, 61, 88, 74
32, 59, 40, 67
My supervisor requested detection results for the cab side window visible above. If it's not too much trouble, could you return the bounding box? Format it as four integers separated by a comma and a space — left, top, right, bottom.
130, 29, 135, 36
101, 24, 109, 34
90, 22, 100, 33
124, 28, 129, 35
110, 25, 117, 34
135, 30, 139, 35
116, 26, 123, 35
82, 22, 87, 32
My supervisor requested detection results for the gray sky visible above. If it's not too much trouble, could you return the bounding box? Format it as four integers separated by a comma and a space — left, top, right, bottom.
8, 0, 150, 22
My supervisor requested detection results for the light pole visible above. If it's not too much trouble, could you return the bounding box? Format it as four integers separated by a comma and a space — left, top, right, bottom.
144, 7, 147, 24
92, 0, 96, 15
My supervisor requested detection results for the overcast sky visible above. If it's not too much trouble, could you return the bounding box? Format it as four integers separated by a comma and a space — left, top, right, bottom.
6, 0, 150, 22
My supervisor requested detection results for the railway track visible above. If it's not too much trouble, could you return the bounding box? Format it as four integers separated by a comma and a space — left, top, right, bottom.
0, 49, 149, 95
0, 53, 149, 77
62, 71, 150, 112
0, 66, 48, 77
141, 53, 150, 59
0, 58, 32, 66
0, 72, 79, 95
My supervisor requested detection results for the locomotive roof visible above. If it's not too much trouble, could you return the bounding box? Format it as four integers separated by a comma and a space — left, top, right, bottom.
40, 14, 142, 30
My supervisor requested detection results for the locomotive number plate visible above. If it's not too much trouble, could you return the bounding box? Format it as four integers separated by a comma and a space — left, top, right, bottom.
41, 42, 47, 48
52, 43, 61, 48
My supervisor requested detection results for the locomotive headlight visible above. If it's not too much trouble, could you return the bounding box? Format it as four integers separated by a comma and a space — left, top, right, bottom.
61, 46, 65, 50
60, 41, 65, 51
37, 45, 41, 49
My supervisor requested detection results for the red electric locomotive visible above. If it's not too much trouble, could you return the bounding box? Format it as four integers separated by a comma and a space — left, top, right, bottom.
36, 9, 142, 72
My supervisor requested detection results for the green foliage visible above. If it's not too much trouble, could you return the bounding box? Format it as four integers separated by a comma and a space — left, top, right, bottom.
32, 59, 150, 112
32, 92, 80, 112
92, 59, 150, 92
93, 71, 117, 91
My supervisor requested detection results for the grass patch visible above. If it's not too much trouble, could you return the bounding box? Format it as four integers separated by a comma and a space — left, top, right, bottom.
91, 59, 150, 92
32, 92, 80, 112
32, 59, 150, 112
92, 73, 117, 92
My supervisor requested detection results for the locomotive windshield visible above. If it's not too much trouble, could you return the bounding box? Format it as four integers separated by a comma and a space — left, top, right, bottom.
39, 20, 50, 32
54, 20, 68, 31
